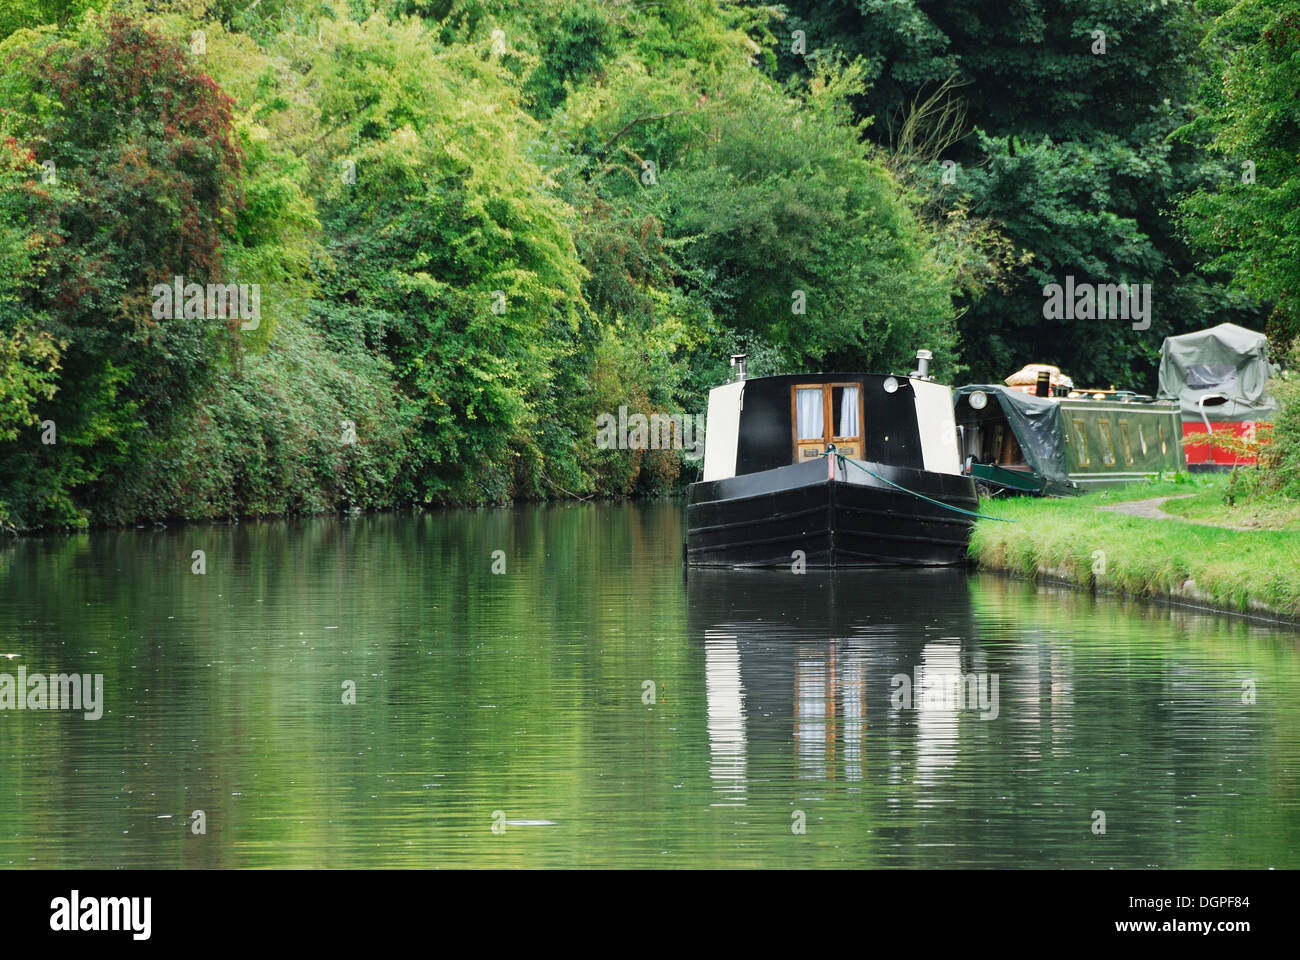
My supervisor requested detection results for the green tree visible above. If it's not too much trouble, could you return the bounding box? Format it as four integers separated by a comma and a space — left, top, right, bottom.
1177, 0, 1300, 342
652, 62, 958, 371
764, 0, 1268, 387
0, 135, 64, 454
304, 13, 586, 503
0, 15, 245, 525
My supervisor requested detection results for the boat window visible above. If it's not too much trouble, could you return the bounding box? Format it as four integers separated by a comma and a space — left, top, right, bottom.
1138, 423, 1148, 457
795, 388, 824, 440
827, 382, 864, 460
833, 385, 860, 438
1071, 419, 1090, 466
1097, 420, 1117, 467
1118, 421, 1135, 465
791, 383, 865, 462
1159, 422, 1168, 456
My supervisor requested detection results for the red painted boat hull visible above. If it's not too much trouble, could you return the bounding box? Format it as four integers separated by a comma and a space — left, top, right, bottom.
1182, 421, 1265, 468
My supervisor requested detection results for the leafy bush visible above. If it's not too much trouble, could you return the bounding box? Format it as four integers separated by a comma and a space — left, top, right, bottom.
102, 314, 413, 523
1223, 340, 1300, 504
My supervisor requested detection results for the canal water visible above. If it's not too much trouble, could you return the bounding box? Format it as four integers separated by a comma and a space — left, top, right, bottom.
1, 502, 1297, 868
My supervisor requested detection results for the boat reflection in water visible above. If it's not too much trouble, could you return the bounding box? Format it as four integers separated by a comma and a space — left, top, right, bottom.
689, 567, 1010, 806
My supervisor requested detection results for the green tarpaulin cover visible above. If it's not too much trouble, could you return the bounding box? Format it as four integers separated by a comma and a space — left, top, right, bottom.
1157, 323, 1277, 422
955, 385, 1073, 492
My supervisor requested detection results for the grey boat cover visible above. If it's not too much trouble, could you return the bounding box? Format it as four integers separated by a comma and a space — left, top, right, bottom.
1157, 323, 1277, 422
955, 385, 1071, 488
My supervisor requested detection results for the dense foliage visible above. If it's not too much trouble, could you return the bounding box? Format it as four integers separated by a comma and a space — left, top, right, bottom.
2, 14, 246, 524
1175, 0, 1300, 502
764, 0, 1271, 387
0, 0, 1294, 528
1177, 0, 1300, 343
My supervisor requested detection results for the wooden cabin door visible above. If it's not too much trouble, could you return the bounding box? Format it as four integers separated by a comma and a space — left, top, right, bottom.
791, 383, 865, 463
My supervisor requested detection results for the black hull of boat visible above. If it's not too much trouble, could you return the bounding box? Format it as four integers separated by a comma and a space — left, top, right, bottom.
685, 457, 978, 568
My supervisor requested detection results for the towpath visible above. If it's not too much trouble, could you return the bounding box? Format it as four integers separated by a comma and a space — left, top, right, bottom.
1097, 494, 1254, 530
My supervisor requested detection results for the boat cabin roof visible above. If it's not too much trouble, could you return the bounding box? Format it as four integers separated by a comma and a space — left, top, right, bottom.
702, 372, 961, 482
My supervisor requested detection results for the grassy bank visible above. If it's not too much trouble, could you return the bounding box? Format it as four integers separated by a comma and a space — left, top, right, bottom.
1160, 484, 1300, 531
970, 476, 1300, 621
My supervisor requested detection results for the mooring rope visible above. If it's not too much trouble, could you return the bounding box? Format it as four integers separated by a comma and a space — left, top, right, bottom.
820, 445, 1015, 523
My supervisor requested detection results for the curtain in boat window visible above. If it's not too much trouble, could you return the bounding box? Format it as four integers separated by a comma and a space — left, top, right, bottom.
838, 386, 860, 437
796, 388, 824, 440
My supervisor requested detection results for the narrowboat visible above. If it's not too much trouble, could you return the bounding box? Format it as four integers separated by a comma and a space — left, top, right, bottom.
685, 352, 979, 568
953, 377, 1183, 496
1157, 323, 1277, 471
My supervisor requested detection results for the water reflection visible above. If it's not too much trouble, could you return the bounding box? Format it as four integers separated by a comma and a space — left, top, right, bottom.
689, 568, 982, 798
687, 565, 1300, 868
914, 639, 962, 786
703, 630, 746, 805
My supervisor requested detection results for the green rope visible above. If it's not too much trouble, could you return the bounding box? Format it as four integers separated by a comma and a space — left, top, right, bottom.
820, 445, 1014, 523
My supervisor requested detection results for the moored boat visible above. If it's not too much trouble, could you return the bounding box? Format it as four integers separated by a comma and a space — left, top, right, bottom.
1157, 323, 1277, 471
954, 374, 1183, 496
685, 352, 979, 568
